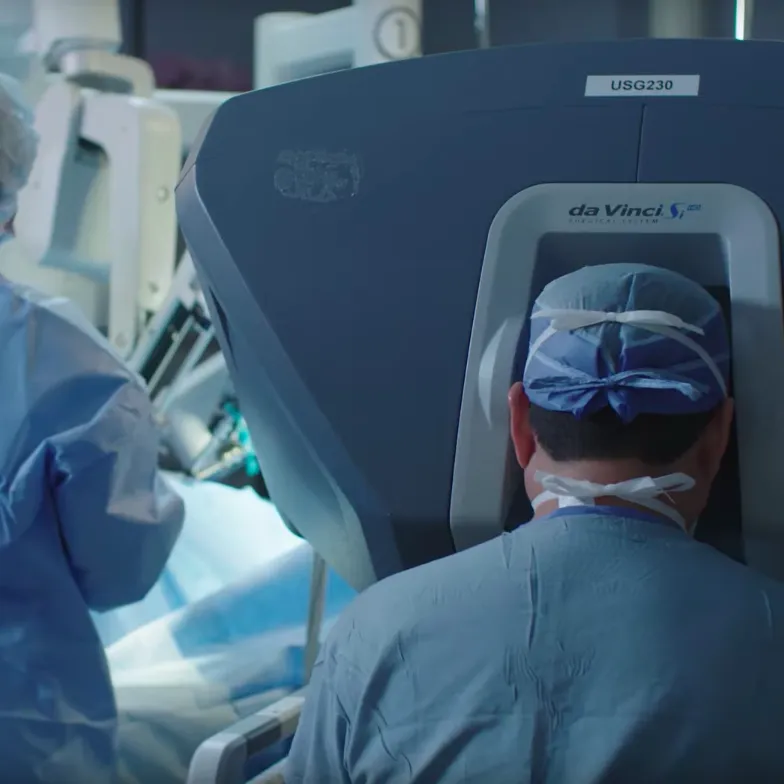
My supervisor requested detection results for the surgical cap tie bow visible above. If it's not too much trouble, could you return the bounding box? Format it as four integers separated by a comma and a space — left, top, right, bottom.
525, 367, 706, 401
524, 306, 727, 420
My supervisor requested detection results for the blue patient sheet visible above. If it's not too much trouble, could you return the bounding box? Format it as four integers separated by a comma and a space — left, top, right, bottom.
92, 474, 310, 647
94, 476, 355, 783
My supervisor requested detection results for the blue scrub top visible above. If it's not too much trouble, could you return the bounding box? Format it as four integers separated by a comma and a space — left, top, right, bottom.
0, 281, 184, 782
287, 505, 784, 783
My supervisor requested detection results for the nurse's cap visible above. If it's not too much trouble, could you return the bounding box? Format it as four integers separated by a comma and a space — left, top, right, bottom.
522, 263, 730, 423
0, 73, 38, 227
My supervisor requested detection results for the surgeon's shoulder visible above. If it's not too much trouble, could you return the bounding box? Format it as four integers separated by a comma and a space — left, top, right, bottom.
326, 566, 430, 643
322, 537, 505, 667
692, 541, 784, 640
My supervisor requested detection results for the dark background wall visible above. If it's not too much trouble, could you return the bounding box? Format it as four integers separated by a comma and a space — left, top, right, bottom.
489, 0, 736, 46
752, 0, 784, 38
120, 0, 754, 91
490, 0, 647, 44
120, 0, 477, 89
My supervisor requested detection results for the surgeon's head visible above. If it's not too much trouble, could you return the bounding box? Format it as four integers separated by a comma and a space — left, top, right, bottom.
0, 72, 38, 241
508, 263, 734, 534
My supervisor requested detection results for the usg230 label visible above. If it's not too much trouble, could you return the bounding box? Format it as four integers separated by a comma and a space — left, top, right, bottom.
585, 74, 700, 97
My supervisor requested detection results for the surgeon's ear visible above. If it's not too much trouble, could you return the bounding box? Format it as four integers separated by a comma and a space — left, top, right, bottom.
509, 382, 536, 469
695, 397, 735, 481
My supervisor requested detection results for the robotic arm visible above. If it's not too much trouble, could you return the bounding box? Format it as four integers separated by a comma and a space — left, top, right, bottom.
129, 251, 239, 481
13, 0, 181, 358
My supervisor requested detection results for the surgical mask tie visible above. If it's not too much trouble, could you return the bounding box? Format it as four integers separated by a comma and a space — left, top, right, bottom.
531, 470, 696, 531
524, 308, 728, 400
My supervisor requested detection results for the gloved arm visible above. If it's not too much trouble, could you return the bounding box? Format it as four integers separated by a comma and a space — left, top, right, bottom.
48, 373, 184, 612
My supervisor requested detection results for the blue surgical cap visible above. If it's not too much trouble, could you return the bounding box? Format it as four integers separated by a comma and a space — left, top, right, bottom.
0, 73, 38, 227
523, 263, 730, 423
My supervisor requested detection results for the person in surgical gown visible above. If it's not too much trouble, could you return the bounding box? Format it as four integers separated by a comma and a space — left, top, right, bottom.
287, 263, 784, 783
0, 73, 184, 782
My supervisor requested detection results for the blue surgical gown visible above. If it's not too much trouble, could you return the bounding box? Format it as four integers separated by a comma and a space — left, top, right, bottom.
0, 281, 184, 782
287, 507, 784, 783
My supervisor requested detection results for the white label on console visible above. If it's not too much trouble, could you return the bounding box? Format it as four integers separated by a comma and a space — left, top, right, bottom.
585, 74, 700, 97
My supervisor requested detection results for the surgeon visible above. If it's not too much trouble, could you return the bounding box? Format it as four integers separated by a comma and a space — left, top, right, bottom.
0, 73, 184, 782
286, 263, 784, 783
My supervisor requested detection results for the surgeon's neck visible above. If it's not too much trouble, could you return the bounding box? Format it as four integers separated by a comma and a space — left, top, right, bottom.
526, 451, 694, 529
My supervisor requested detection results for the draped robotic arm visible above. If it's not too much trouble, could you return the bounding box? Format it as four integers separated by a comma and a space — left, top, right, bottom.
129, 251, 257, 485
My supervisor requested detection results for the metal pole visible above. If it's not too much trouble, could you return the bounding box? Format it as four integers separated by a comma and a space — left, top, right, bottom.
303, 552, 328, 684
475, 0, 490, 49
735, 0, 755, 39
